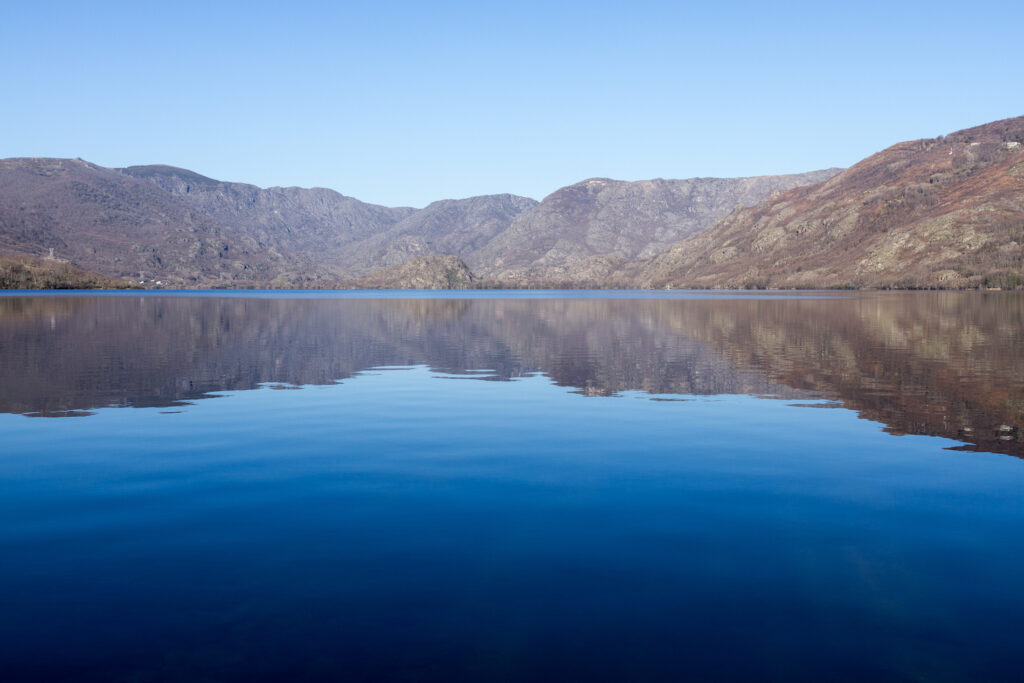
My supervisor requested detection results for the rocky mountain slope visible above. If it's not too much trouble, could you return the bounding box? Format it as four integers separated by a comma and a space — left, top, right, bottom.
476, 171, 841, 284
638, 116, 1024, 289
0, 158, 279, 285
120, 164, 417, 277
0, 156, 837, 287
359, 194, 539, 269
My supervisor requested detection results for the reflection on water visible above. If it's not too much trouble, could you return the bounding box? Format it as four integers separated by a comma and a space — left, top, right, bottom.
3, 291, 1024, 681
1, 292, 1021, 456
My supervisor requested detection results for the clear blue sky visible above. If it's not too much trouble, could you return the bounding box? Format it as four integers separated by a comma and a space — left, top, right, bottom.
3, 0, 1022, 207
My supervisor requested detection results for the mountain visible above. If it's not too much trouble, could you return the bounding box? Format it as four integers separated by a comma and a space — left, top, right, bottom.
4, 117, 1022, 290
109, 166, 841, 285
0, 157, 839, 287
474, 171, 841, 284
120, 164, 416, 277
0, 159, 537, 285
358, 194, 539, 269
121, 170, 538, 280
638, 116, 1024, 289
0, 158, 280, 285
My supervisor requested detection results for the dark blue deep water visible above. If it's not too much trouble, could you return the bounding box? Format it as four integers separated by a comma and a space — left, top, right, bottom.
1, 291, 1022, 681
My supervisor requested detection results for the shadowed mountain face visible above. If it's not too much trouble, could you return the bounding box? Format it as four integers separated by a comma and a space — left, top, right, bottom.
1, 292, 1020, 457
639, 116, 1024, 289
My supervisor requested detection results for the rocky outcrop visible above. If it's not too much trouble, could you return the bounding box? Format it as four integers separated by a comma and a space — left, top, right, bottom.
353, 254, 479, 289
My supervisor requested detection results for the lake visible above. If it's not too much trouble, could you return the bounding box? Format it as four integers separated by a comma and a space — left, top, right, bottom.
1, 290, 1022, 681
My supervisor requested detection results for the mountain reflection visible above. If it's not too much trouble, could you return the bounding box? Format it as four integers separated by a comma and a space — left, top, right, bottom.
1, 292, 1021, 457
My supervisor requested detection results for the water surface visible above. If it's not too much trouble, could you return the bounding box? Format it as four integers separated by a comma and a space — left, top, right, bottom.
1, 291, 1022, 681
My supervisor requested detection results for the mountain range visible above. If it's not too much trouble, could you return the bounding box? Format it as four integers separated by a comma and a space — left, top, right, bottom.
1, 115, 1022, 289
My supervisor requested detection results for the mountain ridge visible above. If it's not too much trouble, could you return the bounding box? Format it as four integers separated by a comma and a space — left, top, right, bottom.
3, 115, 1022, 289
0, 157, 837, 287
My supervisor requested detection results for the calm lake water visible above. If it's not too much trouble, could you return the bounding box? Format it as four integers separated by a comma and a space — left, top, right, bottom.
1, 290, 1022, 681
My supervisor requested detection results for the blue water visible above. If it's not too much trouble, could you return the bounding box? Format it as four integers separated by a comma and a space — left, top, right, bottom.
1, 292, 1022, 681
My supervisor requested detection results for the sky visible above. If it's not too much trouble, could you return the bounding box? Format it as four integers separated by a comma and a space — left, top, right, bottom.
3, 0, 1023, 207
